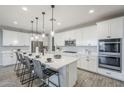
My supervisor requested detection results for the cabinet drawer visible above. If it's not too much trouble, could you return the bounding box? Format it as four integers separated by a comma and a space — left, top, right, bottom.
98, 68, 124, 81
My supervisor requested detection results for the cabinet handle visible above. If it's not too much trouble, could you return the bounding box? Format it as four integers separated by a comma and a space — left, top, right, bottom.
107, 36, 111, 38
86, 59, 89, 62
106, 72, 111, 75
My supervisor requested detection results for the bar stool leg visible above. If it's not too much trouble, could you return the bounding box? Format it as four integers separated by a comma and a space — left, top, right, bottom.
58, 73, 60, 87
14, 60, 18, 71
27, 72, 32, 87
48, 78, 49, 86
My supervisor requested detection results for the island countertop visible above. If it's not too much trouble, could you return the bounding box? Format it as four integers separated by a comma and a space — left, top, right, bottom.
26, 54, 79, 70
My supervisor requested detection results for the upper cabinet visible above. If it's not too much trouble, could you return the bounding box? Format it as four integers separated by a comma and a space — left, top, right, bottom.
2, 30, 31, 46
54, 32, 65, 46
54, 25, 97, 46
81, 26, 97, 46
97, 17, 124, 39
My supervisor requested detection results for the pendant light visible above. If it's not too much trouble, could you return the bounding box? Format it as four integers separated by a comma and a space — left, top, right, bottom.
30, 20, 34, 40
50, 5, 55, 37
42, 12, 46, 38
35, 17, 39, 40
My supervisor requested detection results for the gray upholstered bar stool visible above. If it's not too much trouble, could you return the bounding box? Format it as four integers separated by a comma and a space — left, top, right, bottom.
32, 59, 60, 87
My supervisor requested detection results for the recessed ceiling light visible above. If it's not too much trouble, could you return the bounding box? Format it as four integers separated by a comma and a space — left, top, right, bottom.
22, 6, 28, 11
57, 22, 61, 26
89, 9, 95, 14
13, 21, 18, 25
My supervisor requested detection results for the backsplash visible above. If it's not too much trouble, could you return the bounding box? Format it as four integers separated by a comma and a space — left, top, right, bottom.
60, 46, 97, 54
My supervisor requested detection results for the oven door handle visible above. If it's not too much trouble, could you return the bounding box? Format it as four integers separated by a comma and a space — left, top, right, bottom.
99, 54, 121, 58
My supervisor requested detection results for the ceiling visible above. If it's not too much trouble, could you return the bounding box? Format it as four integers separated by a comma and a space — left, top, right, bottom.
0, 5, 124, 33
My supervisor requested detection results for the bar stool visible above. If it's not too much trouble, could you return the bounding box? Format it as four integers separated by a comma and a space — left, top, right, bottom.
32, 59, 60, 87
20, 56, 38, 87
14, 52, 23, 77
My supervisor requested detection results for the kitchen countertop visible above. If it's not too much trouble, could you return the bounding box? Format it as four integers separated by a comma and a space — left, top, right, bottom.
26, 53, 79, 70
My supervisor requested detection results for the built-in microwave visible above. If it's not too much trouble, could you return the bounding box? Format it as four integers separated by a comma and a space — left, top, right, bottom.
98, 38, 122, 72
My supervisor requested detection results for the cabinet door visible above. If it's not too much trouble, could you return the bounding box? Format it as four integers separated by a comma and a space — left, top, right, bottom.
98, 68, 124, 81
18, 32, 30, 46
80, 57, 88, 70
2, 53, 15, 66
24, 33, 30, 46
54, 33, 64, 46
110, 17, 124, 38
82, 26, 97, 46
88, 56, 97, 72
3, 30, 18, 46
77, 58, 81, 68
97, 21, 110, 39
18, 32, 25, 46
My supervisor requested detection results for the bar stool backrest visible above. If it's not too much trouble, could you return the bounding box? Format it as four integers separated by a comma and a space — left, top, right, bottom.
15, 52, 20, 62
32, 60, 45, 79
24, 56, 32, 70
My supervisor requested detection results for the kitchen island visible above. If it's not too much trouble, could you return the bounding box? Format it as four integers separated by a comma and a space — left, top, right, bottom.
27, 53, 79, 87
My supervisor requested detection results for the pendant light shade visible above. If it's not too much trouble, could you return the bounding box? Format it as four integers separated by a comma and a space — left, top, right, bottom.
50, 5, 55, 37
35, 17, 39, 40
42, 12, 46, 38
51, 31, 54, 36
30, 20, 34, 40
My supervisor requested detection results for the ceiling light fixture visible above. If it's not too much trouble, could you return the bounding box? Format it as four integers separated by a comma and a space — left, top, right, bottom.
35, 17, 39, 40
51, 31, 54, 36
22, 6, 28, 11
30, 20, 34, 40
50, 5, 55, 37
42, 12, 46, 38
13, 21, 18, 25
89, 9, 95, 14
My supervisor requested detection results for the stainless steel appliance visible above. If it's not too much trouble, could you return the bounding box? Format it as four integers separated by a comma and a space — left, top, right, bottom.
31, 41, 43, 53
65, 40, 76, 46
98, 38, 122, 71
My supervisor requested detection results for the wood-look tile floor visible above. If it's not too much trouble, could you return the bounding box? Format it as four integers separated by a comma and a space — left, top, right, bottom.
0, 65, 124, 87
76, 69, 124, 87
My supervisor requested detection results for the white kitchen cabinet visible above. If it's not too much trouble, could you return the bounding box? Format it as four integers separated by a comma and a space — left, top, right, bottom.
82, 26, 97, 46
79, 55, 97, 73
109, 17, 124, 38
2, 52, 16, 66
18, 32, 30, 46
98, 68, 124, 81
3, 30, 18, 46
97, 21, 110, 39
77, 60, 81, 68
54, 25, 97, 46
3, 30, 31, 46
55, 33, 65, 46
97, 17, 124, 39
88, 56, 97, 72
80, 56, 88, 70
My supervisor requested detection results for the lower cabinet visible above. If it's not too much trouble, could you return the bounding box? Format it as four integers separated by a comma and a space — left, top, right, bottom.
98, 68, 124, 81
78, 55, 124, 81
2, 52, 16, 66
78, 55, 97, 73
